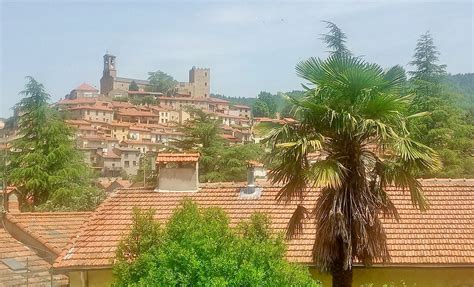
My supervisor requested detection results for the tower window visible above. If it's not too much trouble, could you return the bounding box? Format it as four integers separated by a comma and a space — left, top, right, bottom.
205, 82, 207, 86
205, 72, 207, 77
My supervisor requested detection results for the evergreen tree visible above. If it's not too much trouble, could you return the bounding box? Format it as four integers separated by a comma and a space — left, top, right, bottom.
128, 80, 139, 91
409, 31, 446, 82
408, 32, 473, 177
8, 77, 104, 210
320, 21, 351, 57
252, 99, 270, 117
147, 70, 177, 95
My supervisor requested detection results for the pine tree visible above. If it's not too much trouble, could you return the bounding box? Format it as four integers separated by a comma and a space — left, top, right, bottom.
8, 77, 104, 210
409, 31, 446, 82
408, 33, 473, 178
129, 80, 139, 91
320, 21, 351, 57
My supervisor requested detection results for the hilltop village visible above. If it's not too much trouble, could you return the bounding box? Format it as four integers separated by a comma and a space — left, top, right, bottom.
28, 54, 287, 181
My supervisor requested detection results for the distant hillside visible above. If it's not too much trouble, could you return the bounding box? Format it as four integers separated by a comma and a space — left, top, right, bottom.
443, 73, 474, 109
212, 90, 304, 115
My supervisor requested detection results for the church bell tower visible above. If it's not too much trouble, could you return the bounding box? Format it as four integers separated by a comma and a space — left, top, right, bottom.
100, 53, 117, 96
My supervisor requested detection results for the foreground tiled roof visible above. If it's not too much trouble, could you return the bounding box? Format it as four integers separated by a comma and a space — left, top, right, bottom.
156, 153, 199, 163
53, 179, 473, 271
4, 212, 91, 256
0, 227, 68, 286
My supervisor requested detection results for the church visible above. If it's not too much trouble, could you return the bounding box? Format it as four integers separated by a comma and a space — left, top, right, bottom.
99, 53, 210, 98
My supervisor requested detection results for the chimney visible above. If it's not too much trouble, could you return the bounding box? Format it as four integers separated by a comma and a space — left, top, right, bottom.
240, 162, 263, 199
155, 153, 199, 192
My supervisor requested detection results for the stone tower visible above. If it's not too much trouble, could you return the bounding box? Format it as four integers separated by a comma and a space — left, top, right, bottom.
100, 53, 117, 95
189, 67, 210, 98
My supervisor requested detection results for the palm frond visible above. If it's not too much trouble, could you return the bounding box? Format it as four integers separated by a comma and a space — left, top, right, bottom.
286, 204, 310, 239
308, 158, 346, 189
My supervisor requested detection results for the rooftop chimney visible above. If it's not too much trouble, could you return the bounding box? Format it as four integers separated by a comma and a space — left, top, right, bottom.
155, 153, 199, 192
240, 162, 263, 199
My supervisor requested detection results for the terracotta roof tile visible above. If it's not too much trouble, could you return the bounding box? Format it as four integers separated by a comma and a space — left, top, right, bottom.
0, 227, 68, 286
74, 83, 98, 92
53, 180, 474, 270
5, 212, 91, 256
156, 153, 199, 163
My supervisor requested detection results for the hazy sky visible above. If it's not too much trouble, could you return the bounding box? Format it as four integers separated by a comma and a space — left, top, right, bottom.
1, 0, 473, 118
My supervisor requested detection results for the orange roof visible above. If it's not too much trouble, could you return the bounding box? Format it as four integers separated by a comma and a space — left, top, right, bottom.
65, 119, 91, 126
53, 179, 474, 270
0, 227, 68, 286
118, 108, 158, 117
57, 97, 97, 105
67, 105, 113, 112
108, 121, 131, 127
74, 83, 98, 92
4, 212, 91, 256
156, 153, 199, 163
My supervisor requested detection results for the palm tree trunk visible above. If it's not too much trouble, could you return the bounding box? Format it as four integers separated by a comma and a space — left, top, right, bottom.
332, 262, 353, 287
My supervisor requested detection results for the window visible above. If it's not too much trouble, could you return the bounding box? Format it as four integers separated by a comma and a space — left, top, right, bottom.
103, 112, 106, 116
87, 111, 90, 115
205, 82, 207, 86
124, 153, 128, 159
96, 111, 98, 116
124, 161, 129, 167
133, 161, 136, 166
112, 163, 115, 167
205, 72, 207, 77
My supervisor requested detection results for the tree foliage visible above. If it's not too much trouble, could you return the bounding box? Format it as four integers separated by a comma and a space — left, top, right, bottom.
129, 80, 139, 91
320, 21, 352, 57
266, 56, 439, 286
113, 200, 319, 287
147, 71, 177, 95
133, 155, 157, 187
7, 77, 105, 211
252, 99, 271, 117
408, 32, 473, 178
174, 108, 264, 182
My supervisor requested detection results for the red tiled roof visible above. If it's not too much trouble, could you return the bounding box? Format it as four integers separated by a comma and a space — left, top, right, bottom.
118, 108, 158, 117
74, 83, 98, 92
4, 212, 91, 256
0, 227, 68, 286
57, 97, 97, 105
53, 179, 474, 271
156, 153, 199, 163
65, 119, 91, 126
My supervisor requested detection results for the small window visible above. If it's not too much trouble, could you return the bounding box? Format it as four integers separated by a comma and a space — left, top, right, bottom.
133, 161, 136, 166
96, 111, 98, 116
124, 161, 129, 167
205, 82, 207, 86
205, 72, 207, 77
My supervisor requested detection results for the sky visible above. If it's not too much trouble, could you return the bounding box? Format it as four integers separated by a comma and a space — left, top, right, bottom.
1, 0, 473, 118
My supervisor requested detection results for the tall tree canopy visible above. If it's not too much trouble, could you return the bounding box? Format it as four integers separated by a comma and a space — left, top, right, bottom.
320, 21, 352, 57
409, 31, 446, 82
175, 108, 263, 182
8, 77, 104, 211
266, 56, 439, 286
147, 71, 177, 95
408, 32, 473, 177
113, 201, 319, 286
128, 80, 139, 91
252, 91, 278, 118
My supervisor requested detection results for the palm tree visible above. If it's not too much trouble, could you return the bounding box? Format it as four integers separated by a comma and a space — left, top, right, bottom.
265, 56, 440, 287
